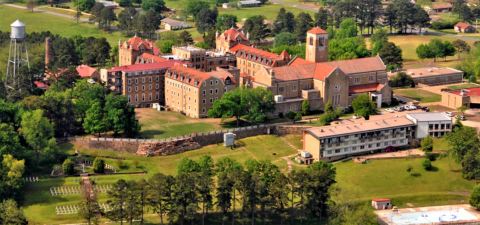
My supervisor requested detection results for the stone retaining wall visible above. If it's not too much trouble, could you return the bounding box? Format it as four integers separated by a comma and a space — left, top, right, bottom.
71, 124, 310, 156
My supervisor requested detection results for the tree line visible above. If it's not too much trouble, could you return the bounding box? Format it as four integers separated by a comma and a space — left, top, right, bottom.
79, 156, 339, 225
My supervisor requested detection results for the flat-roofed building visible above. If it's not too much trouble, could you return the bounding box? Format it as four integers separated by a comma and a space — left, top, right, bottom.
100, 61, 176, 107
164, 65, 237, 118
441, 87, 480, 109
303, 112, 452, 161
406, 112, 452, 138
394, 67, 463, 86
171, 46, 236, 72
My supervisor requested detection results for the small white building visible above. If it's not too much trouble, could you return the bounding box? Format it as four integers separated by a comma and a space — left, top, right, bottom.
406, 112, 452, 139
161, 18, 191, 31
237, 0, 261, 7
371, 198, 392, 210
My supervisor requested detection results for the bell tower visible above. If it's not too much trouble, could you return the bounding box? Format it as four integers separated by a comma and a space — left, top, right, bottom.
305, 27, 328, 63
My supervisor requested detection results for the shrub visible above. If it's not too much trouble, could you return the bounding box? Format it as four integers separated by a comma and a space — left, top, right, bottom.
470, 185, 480, 210
62, 158, 75, 175
116, 159, 128, 169
93, 158, 105, 173
406, 165, 413, 173
421, 136, 434, 152
422, 159, 433, 171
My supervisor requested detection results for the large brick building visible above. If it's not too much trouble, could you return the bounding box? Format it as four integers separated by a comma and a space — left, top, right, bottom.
230, 27, 391, 115
100, 61, 176, 107
164, 65, 238, 118
169, 46, 236, 72
215, 28, 250, 54
118, 36, 159, 66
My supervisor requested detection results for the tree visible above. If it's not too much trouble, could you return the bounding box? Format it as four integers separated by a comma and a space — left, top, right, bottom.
295, 12, 313, 42
93, 157, 106, 173
301, 100, 310, 115
216, 14, 238, 32
413, 5, 431, 33
208, 87, 275, 126
0, 154, 25, 200
421, 136, 433, 152
99, 7, 117, 31
335, 18, 357, 39
379, 42, 403, 71
83, 102, 107, 136
305, 161, 336, 218
78, 198, 101, 225
196, 7, 218, 35
107, 179, 129, 224
286, 111, 302, 123
135, 10, 162, 39
184, 0, 210, 19
314, 8, 328, 29
446, 126, 479, 163
352, 94, 377, 120
141, 0, 165, 12
0, 199, 27, 225
422, 159, 433, 171
371, 28, 388, 56
452, 39, 471, 59
274, 32, 297, 47
148, 173, 175, 225
89, 3, 105, 24
104, 94, 128, 136
178, 31, 194, 45
20, 109, 55, 162
416, 43, 436, 61
389, 72, 414, 87
62, 158, 75, 175
171, 173, 198, 224
118, 7, 138, 36
119, 0, 132, 7
243, 15, 269, 42
197, 156, 214, 225
470, 185, 480, 209
76, 0, 95, 11
273, 8, 296, 33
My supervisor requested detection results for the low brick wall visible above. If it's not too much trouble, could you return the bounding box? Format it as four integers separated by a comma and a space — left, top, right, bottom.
71, 124, 312, 156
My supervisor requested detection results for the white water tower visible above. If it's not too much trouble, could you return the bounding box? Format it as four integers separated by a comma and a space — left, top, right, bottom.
5, 19, 30, 98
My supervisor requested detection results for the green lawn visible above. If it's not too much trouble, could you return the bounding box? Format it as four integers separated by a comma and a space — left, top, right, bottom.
447, 83, 480, 90
334, 156, 474, 207
388, 35, 460, 61
218, 4, 311, 22
136, 108, 223, 139
0, 5, 123, 45
394, 88, 442, 103
24, 135, 297, 224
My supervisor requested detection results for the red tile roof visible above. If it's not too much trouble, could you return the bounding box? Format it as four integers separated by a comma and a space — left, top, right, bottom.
432, 2, 452, 9
126, 36, 160, 55
372, 198, 391, 202
76, 65, 97, 78
271, 63, 336, 81
349, 83, 384, 94
455, 22, 472, 29
138, 53, 169, 63
326, 56, 385, 74
449, 87, 480, 96
222, 28, 248, 41
229, 44, 289, 66
166, 64, 213, 86
109, 61, 176, 73
307, 27, 328, 34
208, 70, 236, 85
34, 81, 48, 89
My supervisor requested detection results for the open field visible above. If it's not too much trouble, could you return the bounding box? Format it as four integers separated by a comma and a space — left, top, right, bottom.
25, 134, 475, 223
388, 34, 459, 61
394, 88, 442, 103
447, 83, 480, 90
0, 5, 123, 45
136, 108, 224, 139
218, 4, 310, 22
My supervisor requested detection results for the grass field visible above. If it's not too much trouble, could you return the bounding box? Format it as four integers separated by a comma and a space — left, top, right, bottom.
447, 83, 480, 90
136, 108, 224, 139
0, 5, 123, 45
394, 88, 442, 103
334, 156, 474, 207
388, 35, 459, 61
218, 4, 311, 22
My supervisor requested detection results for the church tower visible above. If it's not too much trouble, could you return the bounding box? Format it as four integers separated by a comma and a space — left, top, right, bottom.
305, 27, 328, 63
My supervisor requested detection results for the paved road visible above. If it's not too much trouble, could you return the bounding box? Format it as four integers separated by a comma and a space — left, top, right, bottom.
3, 3, 89, 23
269, 0, 319, 12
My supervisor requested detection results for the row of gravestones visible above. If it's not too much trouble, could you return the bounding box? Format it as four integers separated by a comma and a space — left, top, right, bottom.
50, 184, 113, 196
55, 203, 111, 215
24, 177, 40, 182
82, 161, 116, 173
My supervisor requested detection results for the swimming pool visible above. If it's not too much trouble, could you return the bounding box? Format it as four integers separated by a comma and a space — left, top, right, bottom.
390, 208, 478, 225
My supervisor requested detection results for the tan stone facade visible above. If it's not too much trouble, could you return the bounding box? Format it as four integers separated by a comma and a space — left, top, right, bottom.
171, 46, 236, 72
118, 36, 158, 66
305, 27, 328, 63
164, 65, 235, 118
215, 28, 250, 54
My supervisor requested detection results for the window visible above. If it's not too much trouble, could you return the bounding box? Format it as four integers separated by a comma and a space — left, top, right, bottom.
210, 98, 213, 103
142, 77, 146, 83
202, 99, 206, 104
142, 85, 145, 91
210, 89, 213, 94
128, 79, 131, 85
135, 86, 138, 92
309, 37, 313, 45
135, 78, 138, 84
149, 84, 152, 90
210, 81, 213, 86
368, 75, 374, 81
202, 90, 206, 96
429, 124, 434, 129
128, 87, 131, 92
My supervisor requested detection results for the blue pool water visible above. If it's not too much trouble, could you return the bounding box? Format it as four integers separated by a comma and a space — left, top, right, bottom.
390, 208, 477, 225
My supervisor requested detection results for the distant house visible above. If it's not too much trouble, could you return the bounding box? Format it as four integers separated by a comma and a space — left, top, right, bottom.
431, 3, 452, 13
97, 0, 119, 8
454, 22, 476, 33
76, 65, 99, 80
161, 18, 191, 31
237, 0, 261, 7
